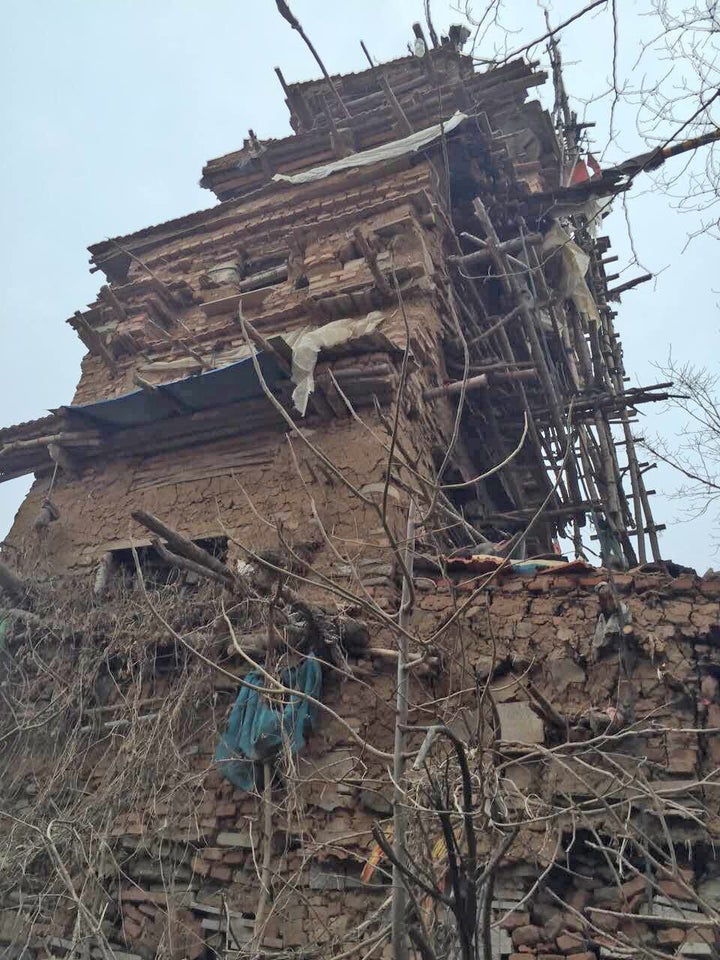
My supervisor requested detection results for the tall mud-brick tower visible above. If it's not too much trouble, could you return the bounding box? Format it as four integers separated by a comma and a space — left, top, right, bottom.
1, 23, 719, 960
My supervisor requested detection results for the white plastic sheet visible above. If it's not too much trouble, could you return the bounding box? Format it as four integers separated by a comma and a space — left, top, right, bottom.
272, 113, 468, 186
542, 221, 600, 324
291, 312, 385, 415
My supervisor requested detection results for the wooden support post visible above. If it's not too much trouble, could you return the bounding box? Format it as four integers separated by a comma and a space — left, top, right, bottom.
145, 294, 177, 330
71, 312, 119, 376
274, 65, 313, 131
360, 41, 413, 135
321, 99, 355, 159
131, 510, 236, 587
248, 129, 274, 178
0, 560, 26, 604
238, 264, 288, 292
453, 232, 544, 268
145, 317, 206, 367
240, 313, 334, 418
98, 284, 128, 322
353, 228, 392, 298
472, 198, 583, 508
94, 552, 115, 597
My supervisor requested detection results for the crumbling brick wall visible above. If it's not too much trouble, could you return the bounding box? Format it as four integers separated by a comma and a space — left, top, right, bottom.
1, 565, 718, 959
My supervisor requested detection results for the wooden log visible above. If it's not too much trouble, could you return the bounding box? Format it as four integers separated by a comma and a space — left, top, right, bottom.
130, 510, 236, 587
98, 284, 128, 322
422, 368, 536, 401
94, 552, 115, 597
274, 66, 312, 130
0, 432, 100, 454
145, 316, 206, 366
452, 232, 543, 268
248, 128, 274, 178
150, 538, 229, 586
71, 312, 119, 376
238, 264, 288, 292
0, 560, 26, 604
360, 41, 413, 135
607, 272, 653, 301
47, 442, 79, 478
132, 373, 188, 414
352, 228, 393, 298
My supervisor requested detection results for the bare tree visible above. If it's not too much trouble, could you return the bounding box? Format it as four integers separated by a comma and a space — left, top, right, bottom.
642, 358, 720, 548
631, 1, 720, 238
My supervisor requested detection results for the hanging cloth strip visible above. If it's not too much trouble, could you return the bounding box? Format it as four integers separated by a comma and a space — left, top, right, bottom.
214, 655, 322, 791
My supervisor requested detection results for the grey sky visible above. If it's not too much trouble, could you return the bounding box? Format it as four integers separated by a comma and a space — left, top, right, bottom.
1, 1, 717, 569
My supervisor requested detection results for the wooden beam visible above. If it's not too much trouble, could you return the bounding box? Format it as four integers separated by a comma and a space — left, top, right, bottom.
360, 41, 413, 136
47, 442, 79, 478
352, 228, 392, 298
71, 312, 119, 376
423, 368, 537, 401
98, 284, 128, 322
132, 374, 188, 414
248, 129, 274, 178
452, 232, 544, 269
150, 538, 230, 586
607, 272, 653, 301
131, 510, 236, 587
274, 66, 313, 131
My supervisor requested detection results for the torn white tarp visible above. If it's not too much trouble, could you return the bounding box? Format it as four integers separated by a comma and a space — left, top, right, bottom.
542, 221, 601, 324
272, 113, 468, 186
291, 312, 385, 415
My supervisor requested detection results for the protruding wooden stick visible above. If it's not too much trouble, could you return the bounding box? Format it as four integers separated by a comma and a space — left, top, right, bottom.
607, 272, 652, 301
274, 0, 351, 118
98, 284, 128, 322
360, 41, 413, 136
150, 537, 229, 586
353, 228, 392, 298
274, 66, 312, 131
423, 369, 537, 401
131, 510, 236, 587
70, 312, 119, 376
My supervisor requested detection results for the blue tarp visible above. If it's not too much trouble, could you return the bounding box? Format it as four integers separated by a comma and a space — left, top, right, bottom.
65, 341, 289, 430
215, 656, 322, 791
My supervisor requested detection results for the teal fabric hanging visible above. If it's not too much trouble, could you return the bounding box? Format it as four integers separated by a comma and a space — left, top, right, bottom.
214, 655, 322, 791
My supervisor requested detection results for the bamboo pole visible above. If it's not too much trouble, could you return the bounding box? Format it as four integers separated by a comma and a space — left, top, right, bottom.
472, 198, 582, 505
391, 498, 417, 960
422, 368, 536, 401
452, 232, 544, 268
274, 66, 312, 131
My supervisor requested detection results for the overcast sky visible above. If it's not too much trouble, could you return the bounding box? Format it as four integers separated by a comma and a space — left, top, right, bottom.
1, 0, 717, 570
